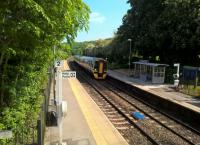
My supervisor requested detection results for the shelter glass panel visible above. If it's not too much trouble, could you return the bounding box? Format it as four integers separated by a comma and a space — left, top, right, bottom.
154, 67, 165, 77
146, 66, 152, 81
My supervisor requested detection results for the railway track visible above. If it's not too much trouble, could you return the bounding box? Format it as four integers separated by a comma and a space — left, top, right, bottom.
69, 61, 200, 145
107, 77, 200, 133
100, 80, 200, 144
104, 79, 200, 143
81, 82, 151, 145
70, 61, 154, 145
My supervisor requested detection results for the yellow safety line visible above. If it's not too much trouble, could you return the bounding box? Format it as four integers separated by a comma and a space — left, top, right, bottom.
68, 79, 108, 145
63, 60, 67, 70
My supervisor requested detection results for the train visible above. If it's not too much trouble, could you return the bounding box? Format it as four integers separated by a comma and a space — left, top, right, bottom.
74, 55, 107, 79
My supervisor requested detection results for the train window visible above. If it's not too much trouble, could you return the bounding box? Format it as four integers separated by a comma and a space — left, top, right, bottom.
94, 61, 98, 69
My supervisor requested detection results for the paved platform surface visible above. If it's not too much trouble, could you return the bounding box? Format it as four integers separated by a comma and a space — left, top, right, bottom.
108, 70, 200, 113
44, 61, 128, 145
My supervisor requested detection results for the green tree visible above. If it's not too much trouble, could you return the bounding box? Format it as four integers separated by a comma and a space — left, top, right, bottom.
0, 0, 90, 144
107, 0, 200, 65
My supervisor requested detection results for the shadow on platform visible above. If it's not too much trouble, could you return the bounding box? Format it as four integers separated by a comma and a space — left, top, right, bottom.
50, 138, 90, 145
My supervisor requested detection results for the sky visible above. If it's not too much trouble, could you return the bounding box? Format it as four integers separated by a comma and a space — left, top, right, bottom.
75, 0, 130, 42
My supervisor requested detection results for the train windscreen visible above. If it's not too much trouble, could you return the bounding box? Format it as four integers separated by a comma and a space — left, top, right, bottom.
94, 61, 98, 70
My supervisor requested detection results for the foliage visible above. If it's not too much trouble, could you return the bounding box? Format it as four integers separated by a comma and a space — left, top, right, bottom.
73, 0, 200, 69
0, 0, 90, 144
180, 85, 200, 96
115, 0, 200, 65
72, 38, 112, 57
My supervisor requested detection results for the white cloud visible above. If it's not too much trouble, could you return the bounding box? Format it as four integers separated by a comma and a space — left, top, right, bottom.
90, 12, 106, 24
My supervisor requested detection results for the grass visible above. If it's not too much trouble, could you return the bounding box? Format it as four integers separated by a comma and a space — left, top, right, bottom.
179, 85, 200, 97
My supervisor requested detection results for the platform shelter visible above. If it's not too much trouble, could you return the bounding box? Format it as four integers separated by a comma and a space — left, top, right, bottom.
133, 60, 169, 84
182, 66, 200, 87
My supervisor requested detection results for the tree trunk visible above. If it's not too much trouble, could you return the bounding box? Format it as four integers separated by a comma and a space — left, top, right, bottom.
0, 55, 9, 105
0, 50, 5, 66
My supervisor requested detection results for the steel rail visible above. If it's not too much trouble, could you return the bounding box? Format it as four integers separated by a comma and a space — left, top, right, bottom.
102, 81, 196, 145
107, 78, 200, 136
70, 61, 159, 145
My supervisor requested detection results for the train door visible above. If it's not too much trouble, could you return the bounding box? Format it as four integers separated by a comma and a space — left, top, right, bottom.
99, 61, 103, 74
98, 60, 104, 77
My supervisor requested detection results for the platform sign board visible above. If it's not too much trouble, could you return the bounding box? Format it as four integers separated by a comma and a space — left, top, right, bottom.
62, 71, 76, 78
0, 130, 12, 139
55, 60, 63, 68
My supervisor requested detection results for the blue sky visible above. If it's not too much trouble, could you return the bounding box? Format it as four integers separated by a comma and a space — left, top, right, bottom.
75, 0, 130, 42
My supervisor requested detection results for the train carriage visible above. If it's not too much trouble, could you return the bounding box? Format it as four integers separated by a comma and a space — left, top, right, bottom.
74, 55, 107, 79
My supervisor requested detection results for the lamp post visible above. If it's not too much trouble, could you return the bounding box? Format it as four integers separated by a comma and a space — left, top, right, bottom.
128, 39, 132, 76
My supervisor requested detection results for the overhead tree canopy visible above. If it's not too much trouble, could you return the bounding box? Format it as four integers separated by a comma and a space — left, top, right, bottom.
0, 0, 90, 144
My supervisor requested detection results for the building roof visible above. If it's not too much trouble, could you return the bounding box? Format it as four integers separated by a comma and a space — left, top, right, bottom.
183, 66, 200, 71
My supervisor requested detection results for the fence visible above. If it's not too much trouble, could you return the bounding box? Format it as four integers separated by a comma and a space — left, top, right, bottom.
37, 67, 53, 145
2, 68, 53, 145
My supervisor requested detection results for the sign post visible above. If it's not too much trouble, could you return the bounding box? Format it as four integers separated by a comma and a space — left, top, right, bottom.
62, 71, 76, 79
55, 60, 65, 145
55, 60, 63, 68
57, 70, 64, 145
54, 61, 76, 145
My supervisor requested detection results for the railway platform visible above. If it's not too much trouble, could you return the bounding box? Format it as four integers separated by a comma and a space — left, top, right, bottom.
107, 69, 200, 129
107, 69, 200, 112
44, 61, 128, 145
107, 69, 200, 130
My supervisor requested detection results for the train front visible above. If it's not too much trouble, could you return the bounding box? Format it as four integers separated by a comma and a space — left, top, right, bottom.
93, 59, 107, 79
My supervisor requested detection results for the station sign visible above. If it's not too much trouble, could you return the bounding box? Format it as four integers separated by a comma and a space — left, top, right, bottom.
0, 130, 12, 139
55, 60, 63, 68
62, 71, 76, 78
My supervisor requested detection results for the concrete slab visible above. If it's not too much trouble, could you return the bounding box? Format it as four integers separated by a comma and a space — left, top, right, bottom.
45, 79, 96, 145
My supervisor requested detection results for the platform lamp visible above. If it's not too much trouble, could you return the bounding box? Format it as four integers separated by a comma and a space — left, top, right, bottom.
128, 39, 132, 76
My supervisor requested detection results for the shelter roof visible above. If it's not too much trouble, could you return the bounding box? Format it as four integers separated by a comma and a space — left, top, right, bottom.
133, 61, 169, 67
